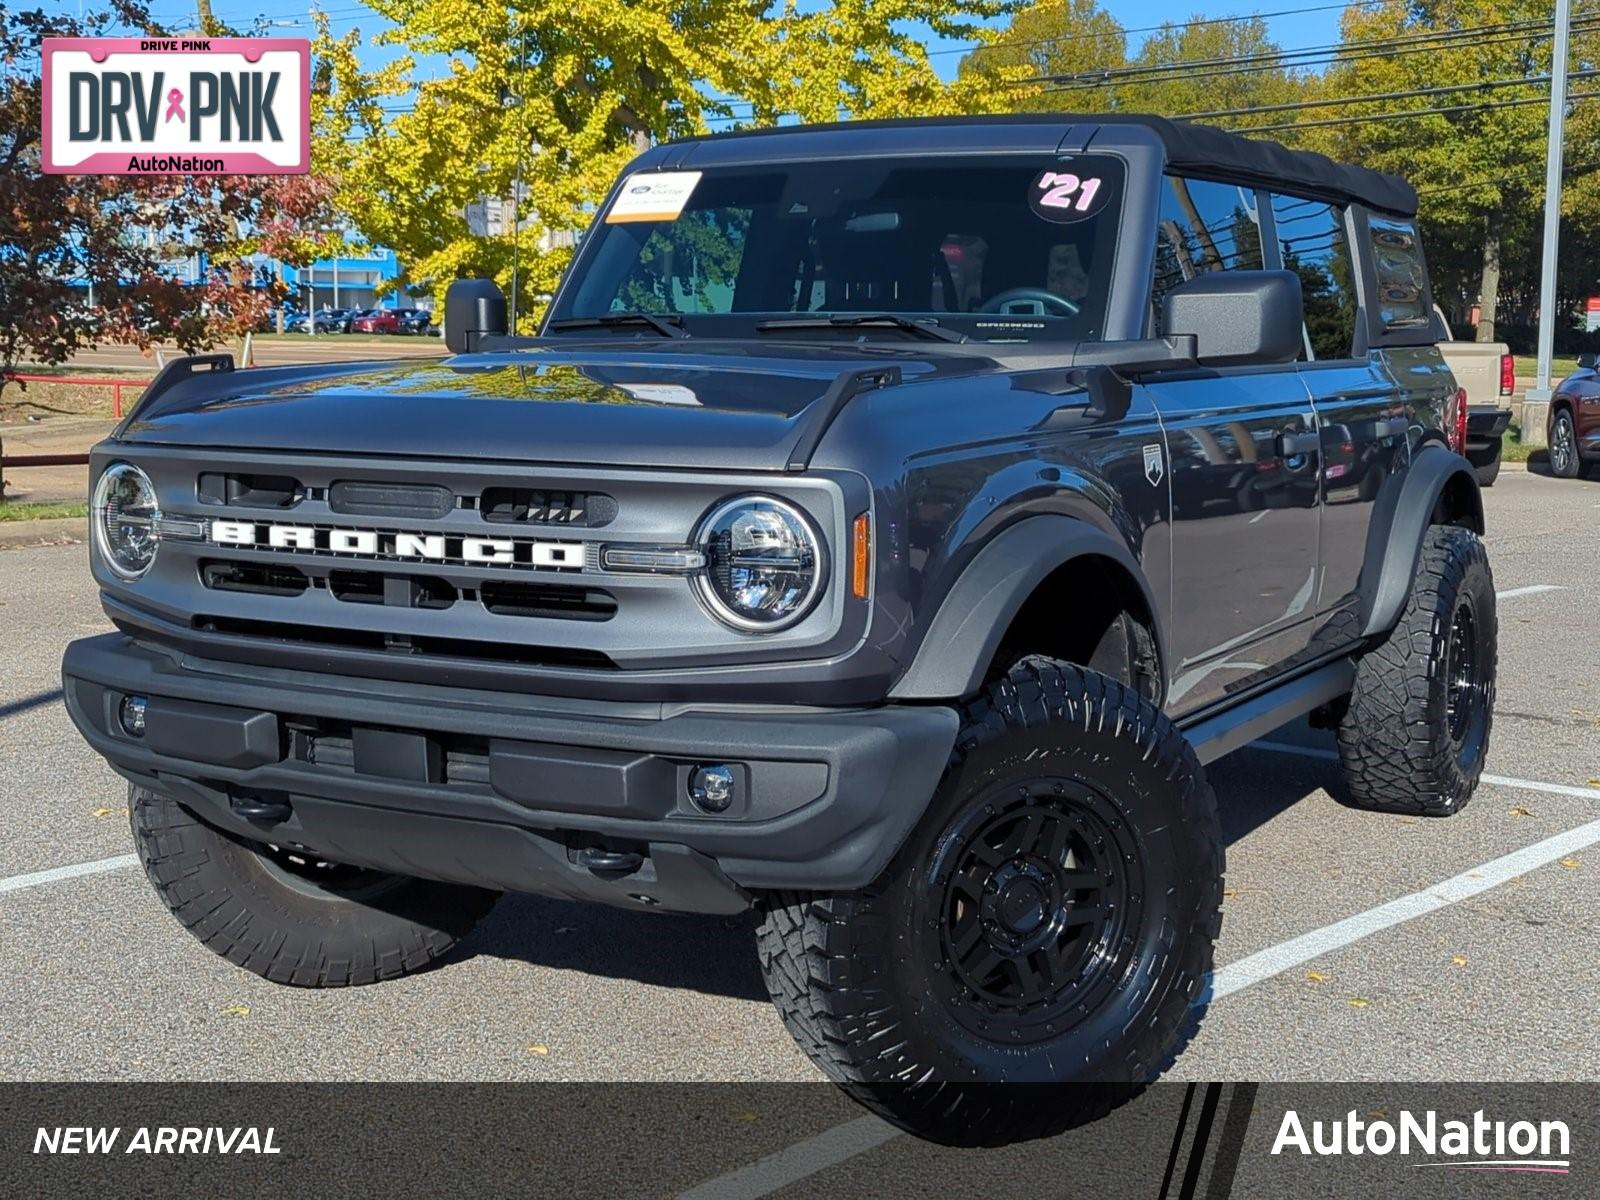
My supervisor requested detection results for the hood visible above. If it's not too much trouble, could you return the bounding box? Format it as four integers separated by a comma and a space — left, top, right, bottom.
117, 342, 988, 471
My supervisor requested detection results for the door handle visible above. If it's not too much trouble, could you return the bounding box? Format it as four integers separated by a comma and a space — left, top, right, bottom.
1277, 430, 1320, 457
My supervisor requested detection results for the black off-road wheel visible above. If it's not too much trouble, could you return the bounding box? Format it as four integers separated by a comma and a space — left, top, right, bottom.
755, 660, 1222, 1147
131, 786, 500, 986
1549, 410, 1583, 479
1336, 525, 1496, 816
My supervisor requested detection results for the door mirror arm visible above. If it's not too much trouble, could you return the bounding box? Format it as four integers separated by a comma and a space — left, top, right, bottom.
1066, 335, 1200, 422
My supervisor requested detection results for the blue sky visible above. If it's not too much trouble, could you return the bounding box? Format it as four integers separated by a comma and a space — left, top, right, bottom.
59, 0, 1351, 89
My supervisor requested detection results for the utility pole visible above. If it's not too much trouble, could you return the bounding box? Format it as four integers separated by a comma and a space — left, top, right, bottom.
1525, 0, 1573, 447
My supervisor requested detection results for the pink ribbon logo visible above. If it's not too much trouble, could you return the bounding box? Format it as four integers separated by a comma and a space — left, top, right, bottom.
164, 88, 185, 123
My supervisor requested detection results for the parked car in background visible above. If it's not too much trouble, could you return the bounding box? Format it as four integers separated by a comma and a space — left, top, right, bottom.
352, 308, 400, 334
296, 308, 356, 334
1548, 354, 1600, 478
1433, 308, 1514, 485
393, 308, 433, 335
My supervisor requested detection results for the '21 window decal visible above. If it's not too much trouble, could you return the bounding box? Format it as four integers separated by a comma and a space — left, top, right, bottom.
1029, 170, 1107, 223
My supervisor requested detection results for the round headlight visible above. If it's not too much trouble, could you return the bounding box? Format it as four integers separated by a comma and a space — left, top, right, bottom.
695, 496, 825, 632
92, 462, 160, 580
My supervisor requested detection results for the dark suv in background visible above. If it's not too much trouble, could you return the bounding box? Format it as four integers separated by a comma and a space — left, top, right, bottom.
66, 114, 1492, 1145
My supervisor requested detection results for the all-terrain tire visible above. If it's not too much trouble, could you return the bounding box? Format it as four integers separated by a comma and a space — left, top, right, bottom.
131, 786, 500, 987
1336, 525, 1496, 816
755, 660, 1222, 1146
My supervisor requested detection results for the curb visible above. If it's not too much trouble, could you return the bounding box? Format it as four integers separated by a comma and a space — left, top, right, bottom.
0, 516, 86, 550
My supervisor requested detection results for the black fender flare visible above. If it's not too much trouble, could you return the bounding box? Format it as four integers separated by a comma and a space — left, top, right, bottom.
888, 515, 1164, 701
1358, 445, 1483, 639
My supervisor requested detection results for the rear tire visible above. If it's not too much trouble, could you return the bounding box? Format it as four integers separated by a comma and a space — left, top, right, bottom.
755, 660, 1222, 1146
1335, 525, 1495, 816
1474, 454, 1500, 487
131, 786, 499, 987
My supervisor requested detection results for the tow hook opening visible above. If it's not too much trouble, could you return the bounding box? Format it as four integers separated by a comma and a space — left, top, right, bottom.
230, 790, 294, 824
573, 846, 645, 877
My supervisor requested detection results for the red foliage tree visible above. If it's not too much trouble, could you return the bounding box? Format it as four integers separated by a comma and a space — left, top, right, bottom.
0, 3, 334, 401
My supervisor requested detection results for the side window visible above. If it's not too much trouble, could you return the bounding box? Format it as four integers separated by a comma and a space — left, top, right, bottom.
1367, 216, 1430, 334
1151, 177, 1263, 309
1270, 194, 1358, 360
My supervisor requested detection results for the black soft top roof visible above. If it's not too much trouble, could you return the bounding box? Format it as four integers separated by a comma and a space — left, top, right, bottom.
667, 113, 1417, 218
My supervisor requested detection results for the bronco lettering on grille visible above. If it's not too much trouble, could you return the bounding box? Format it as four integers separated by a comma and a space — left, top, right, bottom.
208, 519, 586, 568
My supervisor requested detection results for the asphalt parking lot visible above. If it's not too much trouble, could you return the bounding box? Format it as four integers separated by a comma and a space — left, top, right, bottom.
2, 469, 1597, 1192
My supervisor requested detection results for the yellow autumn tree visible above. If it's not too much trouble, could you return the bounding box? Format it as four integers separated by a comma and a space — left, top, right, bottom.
317, 0, 1015, 328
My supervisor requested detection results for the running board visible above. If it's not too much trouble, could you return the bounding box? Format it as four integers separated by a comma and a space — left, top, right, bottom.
1179, 659, 1356, 766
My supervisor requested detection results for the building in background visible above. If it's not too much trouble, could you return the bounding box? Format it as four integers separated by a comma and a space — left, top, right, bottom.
281, 246, 416, 311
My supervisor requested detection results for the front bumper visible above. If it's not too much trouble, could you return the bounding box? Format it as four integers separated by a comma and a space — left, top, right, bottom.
63, 634, 957, 913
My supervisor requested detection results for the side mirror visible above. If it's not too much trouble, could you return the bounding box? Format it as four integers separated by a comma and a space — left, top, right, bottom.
443, 278, 508, 353
1160, 270, 1304, 367
1579, 352, 1596, 370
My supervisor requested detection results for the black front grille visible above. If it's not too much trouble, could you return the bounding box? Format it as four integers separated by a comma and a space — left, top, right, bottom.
200, 560, 310, 596
329, 481, 454, 520
480, 580, 616, 621
191, 614, 617, 669
197, 472, 302, 508
480, 487, 616, 527
328, 570, 456, 610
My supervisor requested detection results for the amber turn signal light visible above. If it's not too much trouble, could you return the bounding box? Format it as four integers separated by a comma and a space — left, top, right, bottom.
851, 512, 871, 600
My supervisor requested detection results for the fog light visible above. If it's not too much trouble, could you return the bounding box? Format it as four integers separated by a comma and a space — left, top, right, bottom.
119, 695, 148, 737
689, 765, 735, 813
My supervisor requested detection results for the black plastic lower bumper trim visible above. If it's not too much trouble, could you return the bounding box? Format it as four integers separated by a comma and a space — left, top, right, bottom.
63, 634, 959, 905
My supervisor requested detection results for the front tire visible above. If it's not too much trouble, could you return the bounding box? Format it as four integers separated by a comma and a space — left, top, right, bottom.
1336, 525, 1496, 815
131, 786, 500, 987
1550, 410, 1582, 478
755, 661, 1222, 1146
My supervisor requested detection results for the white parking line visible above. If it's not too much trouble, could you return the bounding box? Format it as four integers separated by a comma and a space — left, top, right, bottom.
1208, 813, 1600, 1000
0, 853, 138, 896
1251, 740, 1600, 801
1497, 584, 1563, 600
676, 1115, 900, 1200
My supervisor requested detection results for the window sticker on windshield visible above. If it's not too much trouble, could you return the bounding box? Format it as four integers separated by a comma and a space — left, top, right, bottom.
605, 171, 703, 223
1029, 170, 1107, 223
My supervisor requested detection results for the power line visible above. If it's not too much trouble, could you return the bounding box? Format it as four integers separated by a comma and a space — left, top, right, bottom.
1230, 84, 1600, 135
1025, 13, 1600, 93
1181, 69, 1596, 122
1029, 13, 1571, 85
929, 0, 1412, 59
709, 9, 1599, 120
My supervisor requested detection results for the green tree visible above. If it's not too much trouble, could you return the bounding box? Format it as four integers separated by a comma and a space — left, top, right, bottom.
956, 0, 1126, 114
957, 5, 1306, 120
317, 0, 1015, 329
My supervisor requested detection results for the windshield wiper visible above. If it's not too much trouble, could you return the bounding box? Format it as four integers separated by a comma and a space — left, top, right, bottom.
755, 314, 968, 343
547, 312, 689, 338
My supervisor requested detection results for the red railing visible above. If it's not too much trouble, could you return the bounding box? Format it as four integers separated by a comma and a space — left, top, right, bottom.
1, 373, 151, 471
4, 373, 149, 420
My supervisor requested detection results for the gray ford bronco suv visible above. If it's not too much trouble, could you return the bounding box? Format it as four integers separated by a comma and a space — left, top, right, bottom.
64, 114, 1494, 1144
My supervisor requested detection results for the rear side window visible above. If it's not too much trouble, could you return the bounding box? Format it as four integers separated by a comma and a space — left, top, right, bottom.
1270, 194, 1358, 360
1367, 216, 1430, 333
1151, 177, 1263, 309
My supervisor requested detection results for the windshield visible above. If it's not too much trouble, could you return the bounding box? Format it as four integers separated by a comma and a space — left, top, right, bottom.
548, 155, 1126, 343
